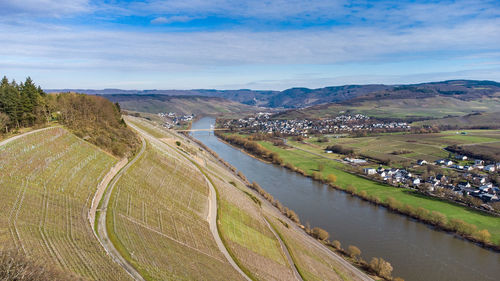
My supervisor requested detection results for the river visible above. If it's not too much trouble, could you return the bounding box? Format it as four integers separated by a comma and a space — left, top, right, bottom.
191, 117, 500, 281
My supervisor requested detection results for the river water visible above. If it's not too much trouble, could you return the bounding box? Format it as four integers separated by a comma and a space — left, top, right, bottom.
192, 117, 500, 281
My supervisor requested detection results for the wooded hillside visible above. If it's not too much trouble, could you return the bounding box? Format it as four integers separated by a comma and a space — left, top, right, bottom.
0, 76, 139, 157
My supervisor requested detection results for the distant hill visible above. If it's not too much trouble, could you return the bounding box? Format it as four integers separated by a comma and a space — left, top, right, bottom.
100, 94, 262, 116
48, 79, 500, 109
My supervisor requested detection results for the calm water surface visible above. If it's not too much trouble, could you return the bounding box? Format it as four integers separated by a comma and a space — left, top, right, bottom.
192, 117, 500, 281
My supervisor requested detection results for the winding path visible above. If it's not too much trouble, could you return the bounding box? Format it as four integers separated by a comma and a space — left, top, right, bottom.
95, 135, 147, 281
126, 119, 251, 281
0, 126, 59, 147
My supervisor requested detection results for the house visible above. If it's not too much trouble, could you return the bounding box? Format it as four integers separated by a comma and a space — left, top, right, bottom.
436, 174, 447, 182
484, 165, 496, 172
458, 182, 471, 189
481, 193, 498, 202
378, 171, 387, 178
455, 155, 468, 160
435, 159, 445, 165
417, 159, 428, 165
474, 159, 484, 165
412, 178, 421, 186
364, 168, 376, 175
325, 150, 333, 154
444, 160, 454, 166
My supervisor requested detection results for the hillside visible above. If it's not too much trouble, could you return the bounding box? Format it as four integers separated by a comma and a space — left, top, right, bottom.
274, 94, 500, 121
49, 79, 500, 109
101, 94, 262, 116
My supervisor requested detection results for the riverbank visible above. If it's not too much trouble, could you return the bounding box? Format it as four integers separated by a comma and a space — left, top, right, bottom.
215, 132, 500, 251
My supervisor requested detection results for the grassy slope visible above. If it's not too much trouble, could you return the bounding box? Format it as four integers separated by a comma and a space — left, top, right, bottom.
258, 141, 500, 244
0, 127, 132, 280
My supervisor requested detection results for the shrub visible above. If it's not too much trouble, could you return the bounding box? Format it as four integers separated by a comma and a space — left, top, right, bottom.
175, 141, 181, 146
473, 229, 491, 243
347, 245, 361, 260
311, 227, 330, 241
332, 240, 341, 250
311, 171, 322, 181
345, 185, 356, 194
327, 174, 337, 184
369, 257, 393, 279
429, 211, 447, 227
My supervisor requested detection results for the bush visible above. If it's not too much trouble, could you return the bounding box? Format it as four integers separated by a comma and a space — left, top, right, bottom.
175, 141, 181, 146
311, 171, 322, 181
473, 229, 491, 243
369, 257, 393, 279
332, 240, 341, 250
311, 227, 330, 241
327, 174, 337, 184
347, 245, 361, 260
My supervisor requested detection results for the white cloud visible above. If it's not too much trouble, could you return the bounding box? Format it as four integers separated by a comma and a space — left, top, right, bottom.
0, 0, 90, 17
151, 15, 196, 24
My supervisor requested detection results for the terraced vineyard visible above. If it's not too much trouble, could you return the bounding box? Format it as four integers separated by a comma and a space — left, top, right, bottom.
124, 116, 371, 281
0, 127, 132, 280
206, 163, 296, 280
107, 133, 244, 280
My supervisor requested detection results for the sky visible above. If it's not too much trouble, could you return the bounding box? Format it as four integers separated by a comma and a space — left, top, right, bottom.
1, 0, 500, 90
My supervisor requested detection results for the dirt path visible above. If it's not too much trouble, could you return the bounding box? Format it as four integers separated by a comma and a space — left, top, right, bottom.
96, 135, 147, 281
126, 120, 251, 281
0, 126, 59, 147
89, 158, 128, 235
263, 217, 303, 281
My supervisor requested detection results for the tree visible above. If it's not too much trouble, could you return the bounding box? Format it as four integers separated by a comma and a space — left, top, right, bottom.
347, 245, 361, 260
311, 227, 329, 241
332, 240, 341, 250
0, 112, 9, 133
369, 257, 393, 279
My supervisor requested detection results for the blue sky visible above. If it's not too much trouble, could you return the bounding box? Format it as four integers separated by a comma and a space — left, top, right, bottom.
1, 0, 500, 90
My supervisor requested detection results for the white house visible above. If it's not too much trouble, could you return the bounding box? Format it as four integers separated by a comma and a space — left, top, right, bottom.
364, 168, 377, 175
485, 165, 496, 172
417, 159, 428, 165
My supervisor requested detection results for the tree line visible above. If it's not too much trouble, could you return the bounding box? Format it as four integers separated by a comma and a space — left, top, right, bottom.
0, 76, 139, 157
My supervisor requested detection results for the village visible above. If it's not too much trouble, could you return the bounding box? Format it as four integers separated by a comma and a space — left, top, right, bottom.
354, 154, 500, 210
157, 112, 195, 128
221, 112, 411, 135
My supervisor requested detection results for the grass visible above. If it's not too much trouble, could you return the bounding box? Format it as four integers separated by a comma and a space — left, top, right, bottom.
266, 215, 359, 281
258, 141, 500, 244
0, 127, 132, 280
300, 129, 500, 166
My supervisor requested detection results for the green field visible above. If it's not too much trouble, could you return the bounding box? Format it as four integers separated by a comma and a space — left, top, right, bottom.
257, 141, 500, 244
0, 127, 132, 280
302, 129, 500, 166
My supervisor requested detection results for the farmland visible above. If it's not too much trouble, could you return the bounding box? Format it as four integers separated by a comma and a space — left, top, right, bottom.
254, 140, 500, 244
0, 127, 132, 280
301, 129, 500, 166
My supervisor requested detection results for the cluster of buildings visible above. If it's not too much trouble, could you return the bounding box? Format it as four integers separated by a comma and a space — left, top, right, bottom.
222, 113, 410, 135
362, 156, 500, 205
157, 112, 195, 128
